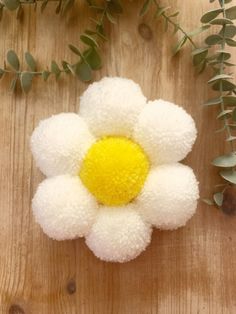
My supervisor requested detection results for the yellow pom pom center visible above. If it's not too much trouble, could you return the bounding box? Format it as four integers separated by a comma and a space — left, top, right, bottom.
79, 137, 149, 206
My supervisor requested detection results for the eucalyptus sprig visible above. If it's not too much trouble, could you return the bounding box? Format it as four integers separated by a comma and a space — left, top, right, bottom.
193, 0, 236, 213
0, 0, 75, 19
140, 0, 210, 54
0, 0, 123, 92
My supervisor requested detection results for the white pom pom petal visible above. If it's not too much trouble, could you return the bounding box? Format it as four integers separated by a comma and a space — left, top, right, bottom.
32, 175, 98, 240
31, 113, 95, 177
133, 99, 197, 165
86, 206, 152, 262
79, 77, 147, 137
136, 163, 199, 230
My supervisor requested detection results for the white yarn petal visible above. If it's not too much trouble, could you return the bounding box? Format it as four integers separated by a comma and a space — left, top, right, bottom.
32, 175, 98, 240
31, 113, 95, 177
86, 206, 152, 262
133, 99, 197, 165
79, 77, 147, 137
136, 163, 199, 230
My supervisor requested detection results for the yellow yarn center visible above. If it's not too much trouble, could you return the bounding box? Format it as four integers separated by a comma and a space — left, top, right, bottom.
79, 137, 149, 206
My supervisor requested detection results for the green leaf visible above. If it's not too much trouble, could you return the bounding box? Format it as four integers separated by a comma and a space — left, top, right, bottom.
139, 0, 152, 16
25, 52, 36, 71
55, 0, 62, 14
205, 34, 222, 45
108, 0, 123, 14
203, 97, 222, 106
192, 48, 208, 66
219, 25, 236, 38
106, 11, 116, 24
51, 61, 61, 79
225, 6, 236, 20
212, 153, 236, 167
196, 59, 207, 74
10, 76, 18, 92
223, 96, 236, 106
168, 11, 179, 18
227, 135, 236, 141
156, 6, 170, 18
80, 34, 98, 47
213, 192, 223, 207
61, 61, 70, 73
200, 9, 223, 23
7, 50, 20, 71
61, 0, 74, 15
83, 48, 101, 70
188, 25, 210, 37
74, 62, 92, 81
210, 18, 233, 25
68, 44, 82, 57
41, 0, 48, 13
212, 80, 236, 91
216, 50, 231, 61
173, 36, 187, 55
208, 74, 233, 83
226, 38, 236, 47
42, 71, 50, 81
3, 0, 20, 11
20, 72, 33, 93
217, 109, 232, 119
220, 169, 236, 184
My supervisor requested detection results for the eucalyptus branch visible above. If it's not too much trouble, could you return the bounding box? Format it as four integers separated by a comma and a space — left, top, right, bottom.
140, 0, 209, 54
193, 0, 236, 213
0, 0, 74, 17
0, 0, 123, 92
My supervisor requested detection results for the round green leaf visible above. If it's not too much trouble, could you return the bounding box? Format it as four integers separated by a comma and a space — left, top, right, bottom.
225, 6, 236, 20
25, 52, 36, 71
83, 48, 102, 70
205, 34, 222, 45
212, 153, 236, 167
200, 9, 223, 23
3, 0, 20, 11
223, 96, 236, 106
226, 38, 236, 47
220, 169, 236, 184
210, 18, 233, 25
212, 80, 236, 91
219, 25, 236, 38
20, 72, 33, 93
80, 34, 98, 47
42, 71, 50, 81
75, 62, 92, 81
7, 50, 20, 71
139, 0, 152, 16
213, 192, 223, 207
208, 74, 233, 83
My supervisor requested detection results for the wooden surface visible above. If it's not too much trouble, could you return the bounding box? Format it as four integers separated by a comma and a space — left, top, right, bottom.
0, 0, 236, 313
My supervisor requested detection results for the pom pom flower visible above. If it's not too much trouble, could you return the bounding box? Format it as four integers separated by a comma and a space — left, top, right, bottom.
31, 77, 199, 263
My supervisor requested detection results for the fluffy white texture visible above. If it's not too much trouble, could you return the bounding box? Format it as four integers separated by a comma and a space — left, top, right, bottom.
133, 99, 197, 165
32, 175, 98, 240
86, 206, 152, 262
31, 113, 95, 177
79, 77, 147, 137
136, 163, 199, 230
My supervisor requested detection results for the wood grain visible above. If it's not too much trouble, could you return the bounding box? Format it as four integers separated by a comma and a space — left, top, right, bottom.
0, 0, 236, 313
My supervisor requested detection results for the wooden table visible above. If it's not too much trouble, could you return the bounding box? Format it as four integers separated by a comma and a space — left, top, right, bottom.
0, 0, 236, 313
